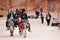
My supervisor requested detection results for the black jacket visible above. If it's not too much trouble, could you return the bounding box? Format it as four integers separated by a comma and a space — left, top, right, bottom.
20, 13, 28, 20
46, 14, 51, 20
7, 13, 16, 19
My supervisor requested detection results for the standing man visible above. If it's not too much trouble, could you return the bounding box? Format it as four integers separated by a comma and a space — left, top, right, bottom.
40, 8, 44, 24
46, 12, 51, 26
40, 13, 44, 24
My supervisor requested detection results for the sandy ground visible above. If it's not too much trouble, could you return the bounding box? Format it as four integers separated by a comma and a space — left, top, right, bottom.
0, 17, 60, 40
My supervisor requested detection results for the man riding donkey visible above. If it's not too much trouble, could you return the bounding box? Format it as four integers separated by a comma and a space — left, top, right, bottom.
17, 9, 31, 38
6, 9, 17, 36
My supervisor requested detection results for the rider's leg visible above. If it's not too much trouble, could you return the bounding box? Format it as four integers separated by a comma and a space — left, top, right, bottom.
23, 23, 27, 38
27, 22, 31, 32
6, 21, 10, 30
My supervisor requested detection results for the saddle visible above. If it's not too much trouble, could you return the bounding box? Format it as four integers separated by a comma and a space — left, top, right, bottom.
18, 21, 24, 30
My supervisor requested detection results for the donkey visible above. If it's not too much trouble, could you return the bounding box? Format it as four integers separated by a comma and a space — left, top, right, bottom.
7, 19, 14, 36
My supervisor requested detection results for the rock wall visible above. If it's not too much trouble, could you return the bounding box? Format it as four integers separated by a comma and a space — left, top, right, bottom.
0, 0, 60, 17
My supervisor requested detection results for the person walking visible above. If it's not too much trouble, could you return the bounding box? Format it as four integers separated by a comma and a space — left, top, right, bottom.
40, 8, 44, 24
46, 12, 51, 26
40, 13, 44, 24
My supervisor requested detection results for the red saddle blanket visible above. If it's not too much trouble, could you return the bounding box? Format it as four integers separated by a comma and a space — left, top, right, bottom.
18, 22, 24, 30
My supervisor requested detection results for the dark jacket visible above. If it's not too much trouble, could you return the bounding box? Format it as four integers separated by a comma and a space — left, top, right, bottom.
35, 11, 39, 16
20, 13, 28, 20
7, 13, 15, 19
46, 14, 51, 20
41, 13, 44, 19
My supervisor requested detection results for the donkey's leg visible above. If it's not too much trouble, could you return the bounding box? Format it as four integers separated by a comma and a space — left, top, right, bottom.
10, 26, 14, 36
19, 27, 23, 36
23, 23, 27, 38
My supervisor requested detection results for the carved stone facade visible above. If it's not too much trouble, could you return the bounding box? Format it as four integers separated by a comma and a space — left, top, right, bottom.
0, 0, 60, 17
0, 0, 12, 10
47, 0, 60, 12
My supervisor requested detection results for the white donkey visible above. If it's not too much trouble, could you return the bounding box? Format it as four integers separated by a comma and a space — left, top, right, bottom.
7, 19, 14, 36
